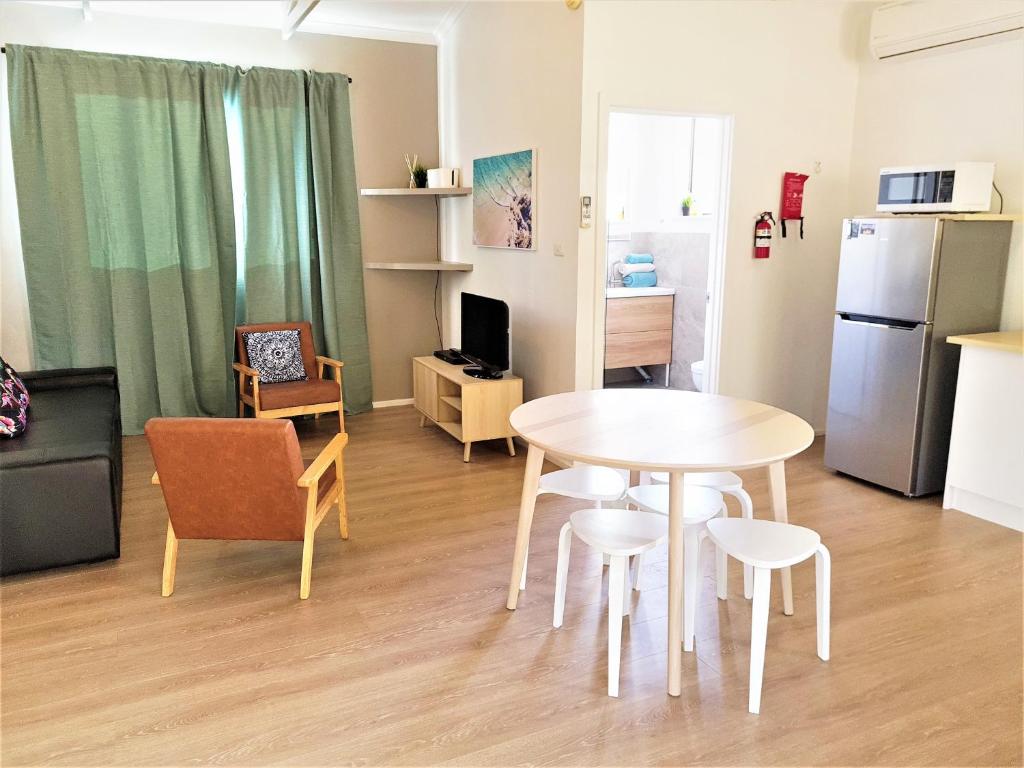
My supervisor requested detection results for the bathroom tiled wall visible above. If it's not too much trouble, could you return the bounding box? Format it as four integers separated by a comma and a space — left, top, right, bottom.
605, 232, 710, 391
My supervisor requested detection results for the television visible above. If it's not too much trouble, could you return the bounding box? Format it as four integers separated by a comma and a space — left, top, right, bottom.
460, 292, 509, 379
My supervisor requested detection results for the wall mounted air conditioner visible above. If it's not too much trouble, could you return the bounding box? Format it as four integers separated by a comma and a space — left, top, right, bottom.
870, 0, 1024, 59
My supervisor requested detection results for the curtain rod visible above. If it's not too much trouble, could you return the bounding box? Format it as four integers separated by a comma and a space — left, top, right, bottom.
1, 47, 353, 82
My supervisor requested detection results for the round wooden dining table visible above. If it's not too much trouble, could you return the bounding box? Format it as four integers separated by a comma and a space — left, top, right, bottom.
506, 388, 814, 697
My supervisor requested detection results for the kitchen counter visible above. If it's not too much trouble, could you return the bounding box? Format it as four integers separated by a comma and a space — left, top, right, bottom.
943, 330, 1023, 531
606, 286, 675, 298
947, 331, 1023, 354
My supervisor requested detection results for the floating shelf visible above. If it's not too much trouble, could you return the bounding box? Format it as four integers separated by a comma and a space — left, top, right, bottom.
360, 187, 472, 197
364, 261, 473, 272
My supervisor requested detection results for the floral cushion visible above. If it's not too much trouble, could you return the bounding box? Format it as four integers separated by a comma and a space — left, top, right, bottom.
0, 356, 30, 438
242, 330, 308, 384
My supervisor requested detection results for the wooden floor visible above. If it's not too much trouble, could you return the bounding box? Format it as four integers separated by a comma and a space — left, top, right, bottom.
2, 406, 1021, 766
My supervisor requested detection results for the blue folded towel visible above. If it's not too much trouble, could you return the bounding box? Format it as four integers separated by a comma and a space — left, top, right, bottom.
622, 271, 657, 288
625, 253, 654, 264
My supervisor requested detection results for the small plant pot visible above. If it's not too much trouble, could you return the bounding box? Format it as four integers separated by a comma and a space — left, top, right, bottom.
413, 169, 428, 188
681, 205, 691, 216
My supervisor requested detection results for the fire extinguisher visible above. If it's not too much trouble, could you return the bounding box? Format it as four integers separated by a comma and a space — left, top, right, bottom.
754, 211, 775, 259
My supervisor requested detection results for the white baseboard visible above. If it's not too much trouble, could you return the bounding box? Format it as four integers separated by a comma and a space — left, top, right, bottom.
943, 486, 1023, 532
372, 398, 414, 409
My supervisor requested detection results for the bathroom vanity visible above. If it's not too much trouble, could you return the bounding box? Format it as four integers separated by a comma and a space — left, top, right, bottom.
604, 287, 675, 384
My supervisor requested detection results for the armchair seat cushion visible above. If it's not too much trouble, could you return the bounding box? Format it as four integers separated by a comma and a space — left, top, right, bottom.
256, 379, 341, 411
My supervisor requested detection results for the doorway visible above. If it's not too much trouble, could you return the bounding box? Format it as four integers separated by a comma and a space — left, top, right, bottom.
596, 109, 732, 393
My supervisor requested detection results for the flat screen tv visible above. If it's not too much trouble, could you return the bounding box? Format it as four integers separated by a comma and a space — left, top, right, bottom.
460, 292, 509, 379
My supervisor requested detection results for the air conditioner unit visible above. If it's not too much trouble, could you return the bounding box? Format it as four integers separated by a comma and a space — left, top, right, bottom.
870, 0, 1024, 59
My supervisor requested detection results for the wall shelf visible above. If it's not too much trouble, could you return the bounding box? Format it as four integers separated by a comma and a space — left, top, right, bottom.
364, 261, 473, 272
360, 187, 472, 197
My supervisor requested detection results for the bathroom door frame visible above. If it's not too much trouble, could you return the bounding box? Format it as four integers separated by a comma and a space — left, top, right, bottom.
585, 96, 733, 394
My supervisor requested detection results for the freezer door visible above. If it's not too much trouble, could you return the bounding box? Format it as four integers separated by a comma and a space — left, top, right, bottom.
824, 315, 930, 494
836, 218, 941, 322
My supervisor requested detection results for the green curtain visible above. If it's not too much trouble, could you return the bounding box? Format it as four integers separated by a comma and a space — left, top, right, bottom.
237, 69, 372, 413
7, 45, 373, 426
307, 72, 372, 414
234, 67, 323, 337
6, 45, 238, 434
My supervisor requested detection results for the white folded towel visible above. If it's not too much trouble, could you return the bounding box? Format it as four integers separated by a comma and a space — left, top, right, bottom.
616, 261, 656, 276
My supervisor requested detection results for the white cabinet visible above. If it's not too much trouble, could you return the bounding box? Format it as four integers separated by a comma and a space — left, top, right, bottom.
943, 332, 1024, 531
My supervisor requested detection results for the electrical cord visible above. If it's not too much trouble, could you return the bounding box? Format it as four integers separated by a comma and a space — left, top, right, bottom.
992, 182, 1004, 214
434, 195, 443, 349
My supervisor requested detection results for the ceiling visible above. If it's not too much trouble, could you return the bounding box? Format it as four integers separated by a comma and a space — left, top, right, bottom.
19, 1, 466, 44
309, 1, 464, 42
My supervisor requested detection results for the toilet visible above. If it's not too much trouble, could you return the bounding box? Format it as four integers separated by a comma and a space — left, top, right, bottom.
691, 360, 704, 392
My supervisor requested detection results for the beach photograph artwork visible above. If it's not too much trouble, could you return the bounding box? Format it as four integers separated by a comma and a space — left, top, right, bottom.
472, 149, 535, 250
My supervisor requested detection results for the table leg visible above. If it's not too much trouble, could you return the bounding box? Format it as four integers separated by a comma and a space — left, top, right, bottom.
767, 460, 794, 616
506, 443, 545, 610
667, 471, 685, 696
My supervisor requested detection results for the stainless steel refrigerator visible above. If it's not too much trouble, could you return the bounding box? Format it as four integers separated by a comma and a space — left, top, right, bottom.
824, 216, 1011, 496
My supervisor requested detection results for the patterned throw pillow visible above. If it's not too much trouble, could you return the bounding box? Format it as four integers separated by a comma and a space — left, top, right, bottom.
242, 330, 308, 384
0, 355, 30, 438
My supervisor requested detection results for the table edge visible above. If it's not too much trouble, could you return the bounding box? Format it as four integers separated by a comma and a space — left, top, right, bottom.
514, 432, 816, 472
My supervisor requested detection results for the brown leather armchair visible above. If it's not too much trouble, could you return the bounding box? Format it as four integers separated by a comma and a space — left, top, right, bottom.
146, 417, 348, 600
233, 321, 345, 433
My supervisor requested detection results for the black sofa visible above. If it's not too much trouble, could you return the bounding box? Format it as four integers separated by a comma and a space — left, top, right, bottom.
0, 367, 123, 576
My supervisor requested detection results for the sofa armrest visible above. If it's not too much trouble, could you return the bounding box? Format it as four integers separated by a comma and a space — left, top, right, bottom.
21, 367, 118, 393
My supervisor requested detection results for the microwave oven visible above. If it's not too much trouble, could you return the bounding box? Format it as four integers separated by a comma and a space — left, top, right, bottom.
876, 162, 994, 213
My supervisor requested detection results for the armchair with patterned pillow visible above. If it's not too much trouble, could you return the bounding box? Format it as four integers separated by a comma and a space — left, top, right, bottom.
234, 321, 346, 433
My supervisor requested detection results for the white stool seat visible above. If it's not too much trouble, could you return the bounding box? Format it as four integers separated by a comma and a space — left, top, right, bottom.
568, 508, 667, 556
553, 509, 668, 697
626, 484, 724, 523
706, 517, 831, 715
538, 466, 627, 501
651, 470, 743, 491
649, 470, 756, 601
520, 465, 628, 592
707, 518, 820, 569
625, 483, 725, 653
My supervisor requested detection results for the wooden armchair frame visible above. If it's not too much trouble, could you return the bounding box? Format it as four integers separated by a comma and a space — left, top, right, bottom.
234, 355, 345, 433
154, 432, 349, 600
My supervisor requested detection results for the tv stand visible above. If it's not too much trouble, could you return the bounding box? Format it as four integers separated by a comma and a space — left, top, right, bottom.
412, 356, 523, 462
463, 364, 503, 380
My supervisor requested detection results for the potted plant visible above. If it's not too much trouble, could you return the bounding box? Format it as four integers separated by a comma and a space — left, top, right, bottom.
404, 153, 429, 188
681, 194, 695, 216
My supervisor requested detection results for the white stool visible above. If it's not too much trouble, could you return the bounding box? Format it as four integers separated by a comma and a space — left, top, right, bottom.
520, 465, 627, 590
625, 484, 725, 652
553, 508, 667, 697
652, 470, 755, 598
706, 517, 831, 714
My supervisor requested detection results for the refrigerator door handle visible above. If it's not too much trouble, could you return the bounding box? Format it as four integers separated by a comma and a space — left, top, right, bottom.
838, 313, 919, 331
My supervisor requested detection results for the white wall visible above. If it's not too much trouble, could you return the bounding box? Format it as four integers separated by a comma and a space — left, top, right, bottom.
849, 33, 1024, 330
439, 1, 583, 401
577, 1, 868, 431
